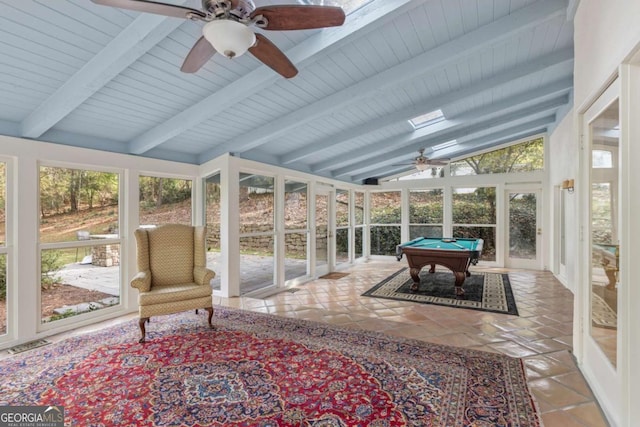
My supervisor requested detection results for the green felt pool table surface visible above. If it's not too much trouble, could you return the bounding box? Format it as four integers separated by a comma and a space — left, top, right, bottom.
396, 237, 484, 295
397, 237, 483, 252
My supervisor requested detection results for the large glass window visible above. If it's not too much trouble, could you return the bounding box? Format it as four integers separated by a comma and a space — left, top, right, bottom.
409, 189, 443, 239
284, 180, 309, 281
239, 173, 274, 293
39, 166, 121, 324
370, 191, 401, 256
452, 187, 496, 261
139, 175, 192, 226
335, 189, 349, 263
205, 173, 221, 291
450, 137, 544, 176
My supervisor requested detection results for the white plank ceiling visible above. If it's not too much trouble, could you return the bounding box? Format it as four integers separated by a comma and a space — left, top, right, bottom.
0, 0, 574, 183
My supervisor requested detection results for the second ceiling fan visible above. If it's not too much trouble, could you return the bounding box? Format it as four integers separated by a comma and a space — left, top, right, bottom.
91, 0, 346, 78
394, 149, 450, 171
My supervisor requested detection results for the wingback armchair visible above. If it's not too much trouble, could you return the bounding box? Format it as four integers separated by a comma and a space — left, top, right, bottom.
131, 224, 215, 343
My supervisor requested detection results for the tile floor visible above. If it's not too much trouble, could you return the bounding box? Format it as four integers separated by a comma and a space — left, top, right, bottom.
214, 261, 609, 427
3, 260, 610, 426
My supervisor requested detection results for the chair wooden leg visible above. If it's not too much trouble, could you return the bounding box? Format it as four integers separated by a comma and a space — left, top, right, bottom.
206, 307, 214, 328
138, 317, 149, 343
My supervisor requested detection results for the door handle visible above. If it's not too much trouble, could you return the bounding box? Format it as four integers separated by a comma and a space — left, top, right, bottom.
537, 228, 542, 235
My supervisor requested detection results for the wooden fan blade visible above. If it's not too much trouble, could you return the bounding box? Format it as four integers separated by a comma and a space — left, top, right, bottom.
181, 36, 216, 73
91, 0, 206, 19
249, 34, 298, 78
251, 5, 345, 31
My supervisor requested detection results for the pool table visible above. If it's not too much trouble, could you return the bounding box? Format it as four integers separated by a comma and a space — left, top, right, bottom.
592, 243, 619, 289
396, 237, 484, 295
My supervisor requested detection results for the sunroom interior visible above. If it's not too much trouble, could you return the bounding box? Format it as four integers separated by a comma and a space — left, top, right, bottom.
1, 0, 640, 425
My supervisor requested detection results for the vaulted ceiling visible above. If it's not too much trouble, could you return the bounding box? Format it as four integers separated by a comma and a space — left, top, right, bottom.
0, 0, 574, 183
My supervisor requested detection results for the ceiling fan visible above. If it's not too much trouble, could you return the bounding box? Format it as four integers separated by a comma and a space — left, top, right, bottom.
394, 149, 450, 171
90, 0, 346, 78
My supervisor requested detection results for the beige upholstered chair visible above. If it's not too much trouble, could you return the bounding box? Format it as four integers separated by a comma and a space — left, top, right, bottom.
131, 224, 215, 343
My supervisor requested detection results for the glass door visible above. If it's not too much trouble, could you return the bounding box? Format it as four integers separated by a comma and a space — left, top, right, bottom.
506, 190, 541, 269
315, 191, 330, 276
315, 192, 332, 276
238, 173, 275, 294
588, 99, 619, 367
580, 79, 621, 413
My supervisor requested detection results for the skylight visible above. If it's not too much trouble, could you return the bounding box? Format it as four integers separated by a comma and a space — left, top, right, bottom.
297, 0, 375, 15
409, 109, 445, 129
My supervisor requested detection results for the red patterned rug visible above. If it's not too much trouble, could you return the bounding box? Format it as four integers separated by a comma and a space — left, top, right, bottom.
1, 307, 541, 426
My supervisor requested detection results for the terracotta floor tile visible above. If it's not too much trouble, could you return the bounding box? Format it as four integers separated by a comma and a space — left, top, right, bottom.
528, 378, 591, 408
522, 338, 572, 354
542, 410, 591, 427
551, 372, 594, 397
524, 354, 576, 377
565, 403, 609, 427
487, 341, 539, 358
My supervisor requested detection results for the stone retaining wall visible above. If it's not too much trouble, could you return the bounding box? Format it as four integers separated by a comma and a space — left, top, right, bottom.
206, 224, 327, 255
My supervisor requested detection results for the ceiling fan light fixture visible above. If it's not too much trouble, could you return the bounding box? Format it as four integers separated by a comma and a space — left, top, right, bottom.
203, 20, 256, 59
415, 163, 428, 171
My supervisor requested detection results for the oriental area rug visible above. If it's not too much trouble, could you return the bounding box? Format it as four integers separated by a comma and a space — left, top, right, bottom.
363, 268, 519, 315
0, 307, 540, 426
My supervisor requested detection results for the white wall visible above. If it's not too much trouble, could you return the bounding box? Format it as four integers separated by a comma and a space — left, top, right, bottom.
574, 0, 640, 109
547, 109, 576, 292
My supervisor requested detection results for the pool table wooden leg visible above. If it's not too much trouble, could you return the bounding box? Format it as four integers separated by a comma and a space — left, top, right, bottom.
428, 263, 436, 273
453, 271, 466, 295
410, 267, 421, 291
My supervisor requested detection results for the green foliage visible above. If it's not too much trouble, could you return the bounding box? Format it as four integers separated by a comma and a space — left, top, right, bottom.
371, 206, 402, 224
139, 176, 192, 210
370, 192, 401, 223
452, 188, 496, 224
370, 226, 401, 255
508, 194, 537, 256
409, 204, 443, 224
40, 167, 118, 217
335, 228, 349, 258
2, 250, 66, 296
409, 225, 442, 239
453, 227, 497, 261
41, 250, 64, 290
450, 137, 544, 176
335, 189, 349, 227
409, 190, 443, 223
